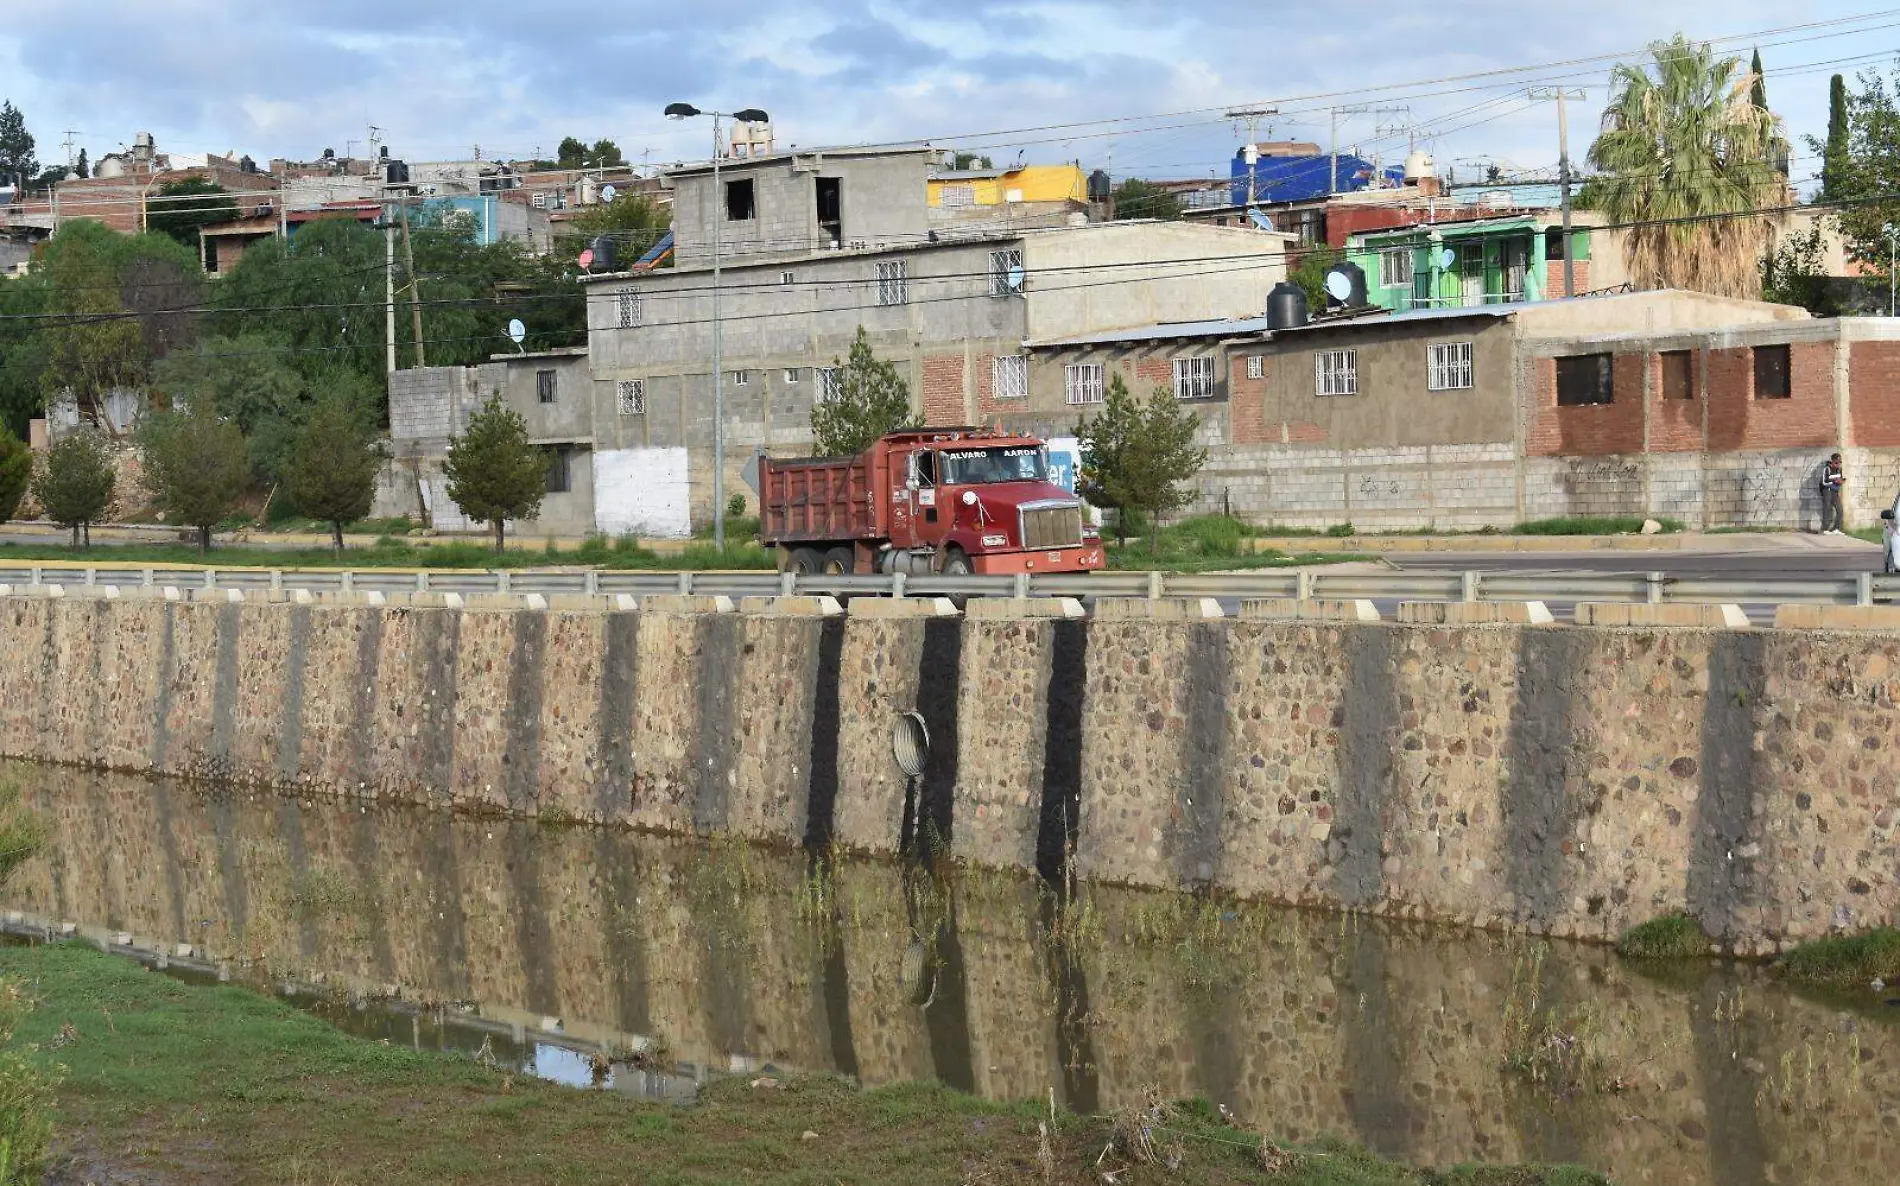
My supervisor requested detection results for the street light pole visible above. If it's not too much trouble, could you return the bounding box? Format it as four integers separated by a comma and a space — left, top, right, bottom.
1887, 224, 1897, 317
666, 103, 769, 550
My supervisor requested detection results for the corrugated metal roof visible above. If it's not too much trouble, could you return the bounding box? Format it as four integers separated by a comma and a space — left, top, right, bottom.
1270, 305, 1517, 333
1030, 316, 1278, 348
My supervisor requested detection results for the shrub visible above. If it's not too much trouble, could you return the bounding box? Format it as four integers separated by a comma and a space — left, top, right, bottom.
1616, 913, 1709, 960
1779, 928, 1900, 988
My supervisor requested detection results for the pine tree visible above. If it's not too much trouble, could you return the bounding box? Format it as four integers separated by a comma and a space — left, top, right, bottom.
1750, 48, 1768, 110
139, 400, 250, 554
74, 148, 87, 179
1076, 375, 1207, 552
284, 394, 389, 555
1824, 74, 1850, 198
809, 326, 918, 456
443, 396, 547, 552
32, 431, 115, 547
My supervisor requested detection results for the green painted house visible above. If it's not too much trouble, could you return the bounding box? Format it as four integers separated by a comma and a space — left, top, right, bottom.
1346, 216, 1594, 312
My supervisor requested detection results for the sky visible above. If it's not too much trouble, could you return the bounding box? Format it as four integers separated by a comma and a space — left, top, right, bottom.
2, 2, 1897, 192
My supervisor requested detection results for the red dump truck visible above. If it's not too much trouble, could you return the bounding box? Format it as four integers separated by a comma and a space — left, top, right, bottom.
758, 428, 1105, 575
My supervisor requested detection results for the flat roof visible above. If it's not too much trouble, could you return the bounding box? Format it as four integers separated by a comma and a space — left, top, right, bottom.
1030, 316, 1279, 349
664, 145, 934, 179
1270, 305, 1517, 333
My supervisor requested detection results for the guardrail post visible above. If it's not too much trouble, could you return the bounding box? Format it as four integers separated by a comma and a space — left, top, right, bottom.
340, 570, 354, 594
1460, 571, 1478, 603
28, 566, 41, 587
1858, 571, 1874, 607
585, 569, 600, 595
496, 570, 512, 595
891, 571, 907, 599
270, 569, 283, 591
1013, 573, 1030, 599
203, 569, 215, 591
779, 570, 796, 597
1146, 571, 1164, 600
677, 571, 692, 595
83, 567, 96, 587
1295, 569, 1313, 601
1647, 571, 1664, 605
415, 571, 427, 592
141, 567, 154, 588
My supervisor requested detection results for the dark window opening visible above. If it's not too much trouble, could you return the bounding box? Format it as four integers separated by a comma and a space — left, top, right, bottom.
816, 177, 842, 247
204, 241, 220, 274
1754, 344, 1791, 399
726, 178, 755, 222
536, 369, 556, 404
1556, 353, 1614, 406
1660, 351, 1694, 400
1544, 227, 1567, 262
545, 447, 570, 494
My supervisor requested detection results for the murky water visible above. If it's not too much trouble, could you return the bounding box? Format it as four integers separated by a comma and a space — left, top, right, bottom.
3, 764, 1898, 1184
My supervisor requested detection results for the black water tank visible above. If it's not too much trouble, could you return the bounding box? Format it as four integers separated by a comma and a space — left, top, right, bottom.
1087, 169, 1111, 204
588, 235, 617, 273
1323, 260, 1368, 308
1266, 280, 1309, 330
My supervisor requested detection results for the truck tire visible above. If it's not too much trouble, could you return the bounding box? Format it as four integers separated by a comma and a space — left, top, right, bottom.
940, 548, 973, 576
786, 546, 825, 575
822, 546, 856, 575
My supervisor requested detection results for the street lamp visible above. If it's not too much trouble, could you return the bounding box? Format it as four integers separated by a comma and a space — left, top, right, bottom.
1886, 223, 1898, 318
665, 102, 770, 551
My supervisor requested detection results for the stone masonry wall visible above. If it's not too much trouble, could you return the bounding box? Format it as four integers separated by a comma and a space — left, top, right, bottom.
1, 593, 1898, 951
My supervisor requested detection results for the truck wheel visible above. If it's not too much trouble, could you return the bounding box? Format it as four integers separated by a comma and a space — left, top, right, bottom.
940, 548, 972, 576
786, 547, 824, 575
822, 546, 856, 575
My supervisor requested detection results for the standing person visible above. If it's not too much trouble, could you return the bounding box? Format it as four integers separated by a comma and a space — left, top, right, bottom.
1820, 452, 1846, 535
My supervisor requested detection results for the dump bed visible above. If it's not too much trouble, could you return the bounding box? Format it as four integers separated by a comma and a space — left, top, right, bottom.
758, 452, 886, 544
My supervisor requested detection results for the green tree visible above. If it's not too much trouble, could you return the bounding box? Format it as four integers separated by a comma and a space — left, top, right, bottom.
211, 218, 389, 385
1761, 225, 1840, 318
1824, 74, 1851, 198
1587, 35, 1787, 299
74, 147, 87, 179
0, 270, 51, 438
443, 395, 546, 552
1808, 64, 1900, 269
139, 400, 250, 553
951, 152, 994, 170
809, 326, 917, 456
146, 177, 238, 252
561, 191, 672, 265
1750, 48, 1768, 110
0, 427, 31, 523
556, 137, 587, 168
284, 393, 388, 554
32, 430, 115, 546
1288, 245, 1343, 312
589, 139, 625, 168
1075, 375, 1207, 552
0, 101, 35, 185
151, 332, 309, 483
1110, 178, 1183, 221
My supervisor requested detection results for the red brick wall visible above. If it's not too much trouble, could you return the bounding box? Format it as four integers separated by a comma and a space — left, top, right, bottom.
1850, 342, 1900, 446
974, 352, 997, 418
1525, 353, 1645, 457
1648, 351, 1704, 453
1708, 342, 1838, 451
921, 353, 966, 426
1228, 349, 1270, 444
1133, 356, 1171, 393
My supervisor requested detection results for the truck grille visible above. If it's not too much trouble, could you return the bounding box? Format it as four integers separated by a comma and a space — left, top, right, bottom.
1020, 504, 1084, 550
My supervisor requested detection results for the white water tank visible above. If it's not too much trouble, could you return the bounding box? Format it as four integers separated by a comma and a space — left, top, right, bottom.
1403, 150, 1435, 185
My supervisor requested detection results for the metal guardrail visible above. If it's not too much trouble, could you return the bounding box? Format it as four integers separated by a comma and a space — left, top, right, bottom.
0, 563, 1894, 607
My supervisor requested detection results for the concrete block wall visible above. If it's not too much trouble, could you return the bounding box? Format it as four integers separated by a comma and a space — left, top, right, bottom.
4, 593, 1900, 952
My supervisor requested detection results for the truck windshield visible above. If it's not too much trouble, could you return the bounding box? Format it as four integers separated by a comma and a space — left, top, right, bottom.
939, 446, 1048, 485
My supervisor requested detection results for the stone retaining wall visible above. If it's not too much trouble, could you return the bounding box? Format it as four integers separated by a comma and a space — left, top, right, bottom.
0, 591, 1896, 951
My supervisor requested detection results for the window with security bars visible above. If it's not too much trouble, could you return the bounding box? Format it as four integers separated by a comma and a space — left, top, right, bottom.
1315, 349, 1357, 396
615, 289, 641, 328
1426, 342, 1473, 391
1065, 363, 1104, 405
616, 380, 645, 416
816, 367, 843, 402
1380, 249, 1414, 289
876, 260, 908, 306
992, 355, 1028, 400
1173, 356, 1215, 399
536, 369, 557, 403
1246, 355, 1264, 380
989, 249, 1024, 296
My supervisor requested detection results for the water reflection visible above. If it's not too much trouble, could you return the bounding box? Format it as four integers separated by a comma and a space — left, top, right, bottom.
4, 764, 1898, 1184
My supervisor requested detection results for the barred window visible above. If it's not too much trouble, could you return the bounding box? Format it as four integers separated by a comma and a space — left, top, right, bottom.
876, 260, 908, 306
816, 367, 844, 402
731, 370, 750, 386
989, 249, 1024, 296
783, 368, 801, 384
1065, 363, 1105, 405
615, 289, 641, 328
1426, 342, 1473, 391
616, 380, 645, 416
1173, 356, 1215, 400
992, 355, 1028, 400
1380, 248, 1414, 289
1315, 349, 1357, 397
536, 369, 557, 404
1246, 354, 1264, 380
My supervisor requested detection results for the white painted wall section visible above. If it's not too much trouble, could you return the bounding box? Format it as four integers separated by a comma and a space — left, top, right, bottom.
594, 447, 692, 539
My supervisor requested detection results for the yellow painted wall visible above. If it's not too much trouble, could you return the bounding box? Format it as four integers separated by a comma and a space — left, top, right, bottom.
928, 165, 1087, 208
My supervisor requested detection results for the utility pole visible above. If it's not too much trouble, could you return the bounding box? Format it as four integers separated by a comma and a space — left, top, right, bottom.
1224, 107, 1279, 207
385, 201, 397, 375
60, 130, 79, 172
398, 196, 426, 367
1530, 87, 1586, 297
1327, 105, 1404, 195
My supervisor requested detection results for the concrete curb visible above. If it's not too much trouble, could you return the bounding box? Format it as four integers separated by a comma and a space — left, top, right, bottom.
1773, 604, 1900, 630
639, 594, 736, 615
1397, 601, 1555, 626
962, 597, 1086, 620
1237, 598, 1381, 622
1575, 603, 1750, 629
1092, 597, 1224, 620
736, 595, 845, 616
846, 596, 960, 618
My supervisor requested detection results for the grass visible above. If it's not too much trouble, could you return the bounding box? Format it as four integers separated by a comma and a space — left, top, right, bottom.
0, 535, 777, 572
1105, 515, 1358, 573
0, 942, 1607, 1186
1615, 913, 1710, 960
1777, 928, 1900, 990
1513, 516, 1682, 536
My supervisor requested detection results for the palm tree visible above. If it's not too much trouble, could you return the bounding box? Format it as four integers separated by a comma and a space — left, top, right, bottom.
1587, 34, 1787, 299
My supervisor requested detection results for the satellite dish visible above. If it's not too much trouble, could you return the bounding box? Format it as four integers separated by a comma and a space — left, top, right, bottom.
1005, 263, 1026, 293
1438, 247, 1456, 269
1324, 270, 1353, 303
507, 318, 526, 345
601, 183, 618, 203
578, 248, 595, 270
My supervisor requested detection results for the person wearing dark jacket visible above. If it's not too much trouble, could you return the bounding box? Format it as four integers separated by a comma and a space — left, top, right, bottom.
1820, 453, 1846, 535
